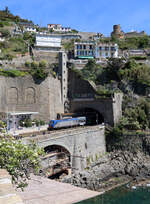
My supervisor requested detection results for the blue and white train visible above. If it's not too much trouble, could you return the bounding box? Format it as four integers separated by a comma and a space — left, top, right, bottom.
48, 117, 86, 130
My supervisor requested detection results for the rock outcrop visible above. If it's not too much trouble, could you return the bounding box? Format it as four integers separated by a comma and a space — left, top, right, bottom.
62, 151, 150, 191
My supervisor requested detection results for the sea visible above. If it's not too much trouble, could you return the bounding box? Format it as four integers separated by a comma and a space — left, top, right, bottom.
76, 185, 150, 204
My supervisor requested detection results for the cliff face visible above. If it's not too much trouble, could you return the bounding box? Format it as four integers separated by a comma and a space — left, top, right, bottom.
0, 75, 64, 121
62, 134, 150, 191
62, 150, 150, 191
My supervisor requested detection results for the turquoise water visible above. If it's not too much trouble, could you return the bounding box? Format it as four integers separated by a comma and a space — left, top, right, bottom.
77, 185, 150, 204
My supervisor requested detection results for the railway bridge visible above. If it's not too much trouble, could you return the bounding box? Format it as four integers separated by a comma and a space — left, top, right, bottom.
22, 125, 106, 175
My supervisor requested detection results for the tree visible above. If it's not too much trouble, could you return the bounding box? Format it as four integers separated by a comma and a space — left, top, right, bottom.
0, 137, 44, 189
106, 58, 125, 81
81, 59, 101, 82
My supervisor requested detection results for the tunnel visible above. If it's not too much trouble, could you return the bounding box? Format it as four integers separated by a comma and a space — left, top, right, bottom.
43, 145, 71, 178
74, 107, 104, 125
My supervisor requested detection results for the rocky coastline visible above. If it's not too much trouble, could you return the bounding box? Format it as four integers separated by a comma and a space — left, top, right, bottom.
62, 151, 150, 192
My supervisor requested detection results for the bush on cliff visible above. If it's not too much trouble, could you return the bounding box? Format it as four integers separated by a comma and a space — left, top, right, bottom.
0, 137, 44, 189
30, 67, 48, 80
0, 69, 28, 77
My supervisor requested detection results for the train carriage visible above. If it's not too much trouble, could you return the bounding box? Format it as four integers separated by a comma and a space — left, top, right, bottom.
48, 117, 86, 130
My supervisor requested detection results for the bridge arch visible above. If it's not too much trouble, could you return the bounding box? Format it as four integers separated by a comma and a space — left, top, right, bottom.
44, 144, 70, 155
43, 144, 71, 177
74, 107, 104, 125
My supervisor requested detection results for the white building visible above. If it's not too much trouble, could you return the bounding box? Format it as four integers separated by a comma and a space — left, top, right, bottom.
24, 26, 37, 33
48, 24, 72, 32
35, 33, 62, 51
96, 43, 118, 58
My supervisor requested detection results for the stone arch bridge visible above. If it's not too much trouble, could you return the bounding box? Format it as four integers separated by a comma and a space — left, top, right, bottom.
23, 125, 106, 172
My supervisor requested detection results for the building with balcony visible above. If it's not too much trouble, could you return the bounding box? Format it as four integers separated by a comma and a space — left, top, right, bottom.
74, 41, 95, 59
74, 41, 118, 59
96, 43, 118, 58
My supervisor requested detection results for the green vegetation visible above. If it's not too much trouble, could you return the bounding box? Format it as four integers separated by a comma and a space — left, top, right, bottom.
19, 118, 45, 127
0, 137, 44, 189
0, 36, 28, 59
112, 35, 150, 50
0, 8, 33, 25
100, 35, 150, 50
71, 29, 78, 33
80, 59, 102, 81
0, 69, 28, 77
63, 39, 75, 51
0, 8, 36, 60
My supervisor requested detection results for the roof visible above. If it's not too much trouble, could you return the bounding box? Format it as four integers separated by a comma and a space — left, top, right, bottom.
8, 112, 39, 116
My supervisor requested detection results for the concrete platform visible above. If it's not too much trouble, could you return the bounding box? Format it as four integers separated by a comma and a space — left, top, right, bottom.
17, 175, 101, 204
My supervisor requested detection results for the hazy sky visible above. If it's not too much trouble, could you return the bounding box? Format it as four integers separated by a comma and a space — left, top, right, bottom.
1, 0, 150, 36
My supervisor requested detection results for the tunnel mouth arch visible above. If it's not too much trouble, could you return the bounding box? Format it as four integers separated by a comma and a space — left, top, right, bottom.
44, 145, 71, 163
74, 107, 104, 125
43, 145, 71, 179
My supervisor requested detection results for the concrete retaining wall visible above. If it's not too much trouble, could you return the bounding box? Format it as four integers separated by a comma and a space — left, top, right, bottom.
0, 75, 64, 121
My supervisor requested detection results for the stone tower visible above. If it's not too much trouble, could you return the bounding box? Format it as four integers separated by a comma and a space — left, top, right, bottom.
111, 24, 124, 39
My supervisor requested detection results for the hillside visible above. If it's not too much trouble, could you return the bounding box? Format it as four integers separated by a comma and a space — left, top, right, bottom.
0, 8, 35, 60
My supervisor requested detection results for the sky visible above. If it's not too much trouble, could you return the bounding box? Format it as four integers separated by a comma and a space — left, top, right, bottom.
0, 0, 150, 36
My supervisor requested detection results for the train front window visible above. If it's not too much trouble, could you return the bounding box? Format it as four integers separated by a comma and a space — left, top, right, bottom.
50, 121, 54, 126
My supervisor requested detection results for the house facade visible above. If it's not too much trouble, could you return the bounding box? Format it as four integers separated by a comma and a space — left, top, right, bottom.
35, 33, 62, 51
74, 41, 118, 59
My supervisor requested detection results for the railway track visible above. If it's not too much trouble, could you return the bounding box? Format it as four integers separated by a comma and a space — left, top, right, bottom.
20, 124, 104, 140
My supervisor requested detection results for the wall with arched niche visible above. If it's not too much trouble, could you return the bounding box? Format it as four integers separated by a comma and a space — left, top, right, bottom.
25, 87, 36, 104
8, 87, 18, 104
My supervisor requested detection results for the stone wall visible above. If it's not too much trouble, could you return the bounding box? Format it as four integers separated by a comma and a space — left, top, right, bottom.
33, 50, 59, 64
0, 75, 64, 121
0, 55, 32, 68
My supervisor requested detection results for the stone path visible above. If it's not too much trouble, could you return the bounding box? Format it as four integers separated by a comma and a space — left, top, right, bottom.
17, 175, 101, 204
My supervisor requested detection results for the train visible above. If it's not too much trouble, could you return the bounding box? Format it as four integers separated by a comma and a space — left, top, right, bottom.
48, 116, 86, 130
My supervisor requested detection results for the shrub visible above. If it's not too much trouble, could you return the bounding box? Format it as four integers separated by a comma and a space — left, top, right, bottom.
25, 61, 31, 68
39, 60, 47, 68
0, 29, 10, 37
0, 69, 28, 77
31, 61, 39, 69
24, 119, 32, 127
0, 137, 44, 189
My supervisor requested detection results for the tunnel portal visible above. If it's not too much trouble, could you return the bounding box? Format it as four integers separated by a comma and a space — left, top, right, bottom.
75, 107, 104, 125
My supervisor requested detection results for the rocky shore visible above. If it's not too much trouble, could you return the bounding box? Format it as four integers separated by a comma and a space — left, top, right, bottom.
62, 151, 150, 191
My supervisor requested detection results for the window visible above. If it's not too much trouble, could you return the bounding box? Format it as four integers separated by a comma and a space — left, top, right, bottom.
83, 45, 86, 49
77, 51, 80, 56
89, 51, 93, 56
99, 47, 102, 50
111, 53, 114, 57
81, 51, 84, 55
105, 52, 108, 57
89, 45, 93, 50
111, 47, 116, 51
105, 47, 109, 51
77, 45, 80, 49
